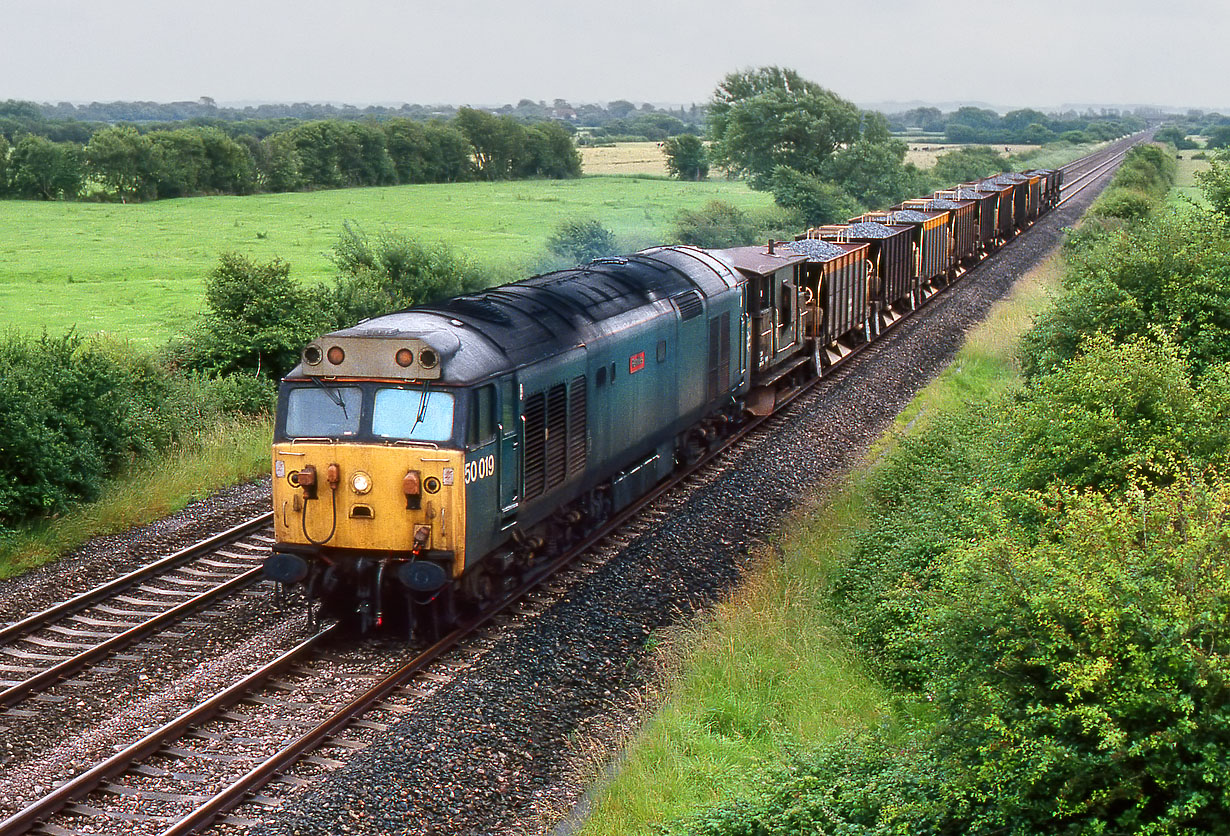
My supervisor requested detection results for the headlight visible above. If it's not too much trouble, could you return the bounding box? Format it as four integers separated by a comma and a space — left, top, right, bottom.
350, 471, 372, 494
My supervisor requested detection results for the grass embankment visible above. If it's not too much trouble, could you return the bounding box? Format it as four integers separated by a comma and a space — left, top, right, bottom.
1172, 152, 1212, 207
0, 415, 270, 579
0, 177, 772, 344
577, 249, 1065, 836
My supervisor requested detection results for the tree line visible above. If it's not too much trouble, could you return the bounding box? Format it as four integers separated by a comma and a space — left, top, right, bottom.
889, 104, 1146, 145
0, 108, 581, 201
657, 67, 1138, 228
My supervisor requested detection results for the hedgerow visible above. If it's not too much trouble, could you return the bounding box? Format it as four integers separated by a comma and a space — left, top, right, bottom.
671, 139, 1230, 834
0, 332, 272, 533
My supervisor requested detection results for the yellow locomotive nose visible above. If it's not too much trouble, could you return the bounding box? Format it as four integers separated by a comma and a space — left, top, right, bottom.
272, 443, 467, 577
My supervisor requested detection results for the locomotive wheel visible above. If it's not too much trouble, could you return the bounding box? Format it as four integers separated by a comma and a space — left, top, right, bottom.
419, 585, 457, 643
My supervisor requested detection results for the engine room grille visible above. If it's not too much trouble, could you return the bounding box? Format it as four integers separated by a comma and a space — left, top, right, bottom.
707, 312, 731, 402
523, 392, 547, 500
567, 375, 587, 476
545, 383, 569, 489
672, 290, 703, 321
524, 376, 588, 500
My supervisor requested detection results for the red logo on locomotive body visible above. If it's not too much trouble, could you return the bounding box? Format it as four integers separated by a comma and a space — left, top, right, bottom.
629, 351, 646, 374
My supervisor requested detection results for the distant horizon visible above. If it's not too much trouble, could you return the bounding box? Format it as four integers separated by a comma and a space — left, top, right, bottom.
12, 96, 1221, 118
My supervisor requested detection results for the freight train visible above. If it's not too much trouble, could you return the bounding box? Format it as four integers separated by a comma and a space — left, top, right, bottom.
263, 167, 1063, 637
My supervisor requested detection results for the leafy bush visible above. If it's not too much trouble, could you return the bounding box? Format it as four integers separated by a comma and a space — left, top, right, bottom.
328, 223, 491, 326
672, 729, 950, 835
546, 217, 617, 264
768, 166, 859, 227
663, 134, 709, 181
1091, 186, 1156, 220
670, 200, 796, 249
178, 252, 326, 379
1195, 149, 1230, 219
1005, 335, 1222, 494
1021, 210, 1230, 378
930, 145, 1007, 185
921, 479, 1230, 834
0, 333, 274, 532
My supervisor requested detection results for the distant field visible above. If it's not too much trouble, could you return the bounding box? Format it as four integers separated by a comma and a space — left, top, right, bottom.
0, 177, 772, 344
905, 142, 1041, 168
1172, 152, 1212, 207
581, 142, 670, 176
583, 141, 1048, 175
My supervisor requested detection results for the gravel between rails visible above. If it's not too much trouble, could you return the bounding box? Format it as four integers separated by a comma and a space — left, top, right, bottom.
243, 174, 1119, 836
0, 481, 295, 812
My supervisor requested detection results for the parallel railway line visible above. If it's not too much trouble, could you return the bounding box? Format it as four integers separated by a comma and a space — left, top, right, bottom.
0, 135, 1142, 836
0, 515, 273, 709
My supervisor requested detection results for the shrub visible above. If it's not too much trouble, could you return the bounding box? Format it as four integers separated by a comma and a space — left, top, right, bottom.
1024, 210, 1230, 378
922, 479, 1230, 834
1091, 186, 1156, 221
1195, 150, 1230, 219
930, 145, 1007, 185
663, 134, 709, 181
668, 201, 753, 249
768, 166, 859, 227
545, 217, 617, 264
1005, 335, 1216, 494
328, 222, 490, 326
181, 252, 326, 379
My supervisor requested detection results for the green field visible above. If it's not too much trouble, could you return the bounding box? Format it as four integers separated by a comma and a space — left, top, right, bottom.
0, 177, 772, 344
1172, 152, 1212, 207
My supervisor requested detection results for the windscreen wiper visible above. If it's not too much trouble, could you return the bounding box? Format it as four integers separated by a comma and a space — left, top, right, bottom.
410, 382, 430, 433
311, 376, 348, 419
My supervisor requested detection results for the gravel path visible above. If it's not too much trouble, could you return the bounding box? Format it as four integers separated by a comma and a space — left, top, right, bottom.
246, 175, 1117, 836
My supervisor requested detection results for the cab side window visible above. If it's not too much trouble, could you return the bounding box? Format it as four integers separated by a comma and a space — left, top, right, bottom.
468, 385, 496, 446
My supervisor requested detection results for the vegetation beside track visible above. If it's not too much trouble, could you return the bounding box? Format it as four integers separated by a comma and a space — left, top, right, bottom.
583, 144, 1230, 834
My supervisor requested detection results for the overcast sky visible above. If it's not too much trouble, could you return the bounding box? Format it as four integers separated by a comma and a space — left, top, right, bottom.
4, 0, 1225, 112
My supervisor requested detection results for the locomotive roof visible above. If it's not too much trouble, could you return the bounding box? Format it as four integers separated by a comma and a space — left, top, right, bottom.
707, 244, 807, 277
285, 246, 740, 386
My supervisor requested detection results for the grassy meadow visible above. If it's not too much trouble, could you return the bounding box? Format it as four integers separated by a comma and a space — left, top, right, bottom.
1172, 151, 1212, 206
0, 176, 773, 344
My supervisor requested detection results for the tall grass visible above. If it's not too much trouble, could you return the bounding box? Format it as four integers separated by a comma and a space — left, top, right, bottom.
0, 415, 271, 579
579, 488, 886, 835
576, 243, 1067, 836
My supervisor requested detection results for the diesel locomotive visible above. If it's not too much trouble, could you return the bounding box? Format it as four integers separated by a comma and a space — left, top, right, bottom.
264, 166, 1062, 637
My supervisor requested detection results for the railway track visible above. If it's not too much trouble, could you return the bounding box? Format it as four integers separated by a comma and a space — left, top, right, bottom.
0, 137, 1142, 836
1056, 134, 1143, 205
0, 514, 274, 710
